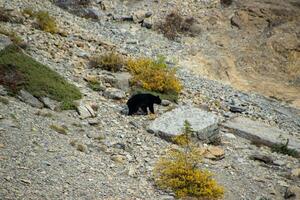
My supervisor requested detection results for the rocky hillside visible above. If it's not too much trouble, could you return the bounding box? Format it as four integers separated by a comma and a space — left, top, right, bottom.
0, 0, 300, 200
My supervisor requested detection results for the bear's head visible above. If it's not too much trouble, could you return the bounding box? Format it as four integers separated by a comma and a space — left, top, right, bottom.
154, 95, 162, 104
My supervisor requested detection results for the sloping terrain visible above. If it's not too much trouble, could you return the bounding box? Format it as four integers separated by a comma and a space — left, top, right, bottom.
0, 0, 300, 200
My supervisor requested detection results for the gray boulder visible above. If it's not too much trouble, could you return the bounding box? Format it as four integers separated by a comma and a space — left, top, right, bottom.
132, 10, 149, 23
142, 18, 153, 29
76, 103, 96, 119
104, 88, 126, 100
0, 85, 8, 96
18, 90, 44, 108
161, 99, 171, 106
114, 72, 132, 92
148, 105, 220, 142
223, 117, 300, 156
40, 97, 60, 111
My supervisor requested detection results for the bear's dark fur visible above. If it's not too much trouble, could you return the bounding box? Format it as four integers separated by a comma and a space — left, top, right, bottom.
127, 93, 162, 115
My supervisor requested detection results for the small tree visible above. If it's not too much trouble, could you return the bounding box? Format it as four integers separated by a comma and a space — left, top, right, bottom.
154, 121, 224, 199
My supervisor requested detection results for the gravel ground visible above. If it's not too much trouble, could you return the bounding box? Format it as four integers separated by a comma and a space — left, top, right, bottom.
0, 0, 299, 200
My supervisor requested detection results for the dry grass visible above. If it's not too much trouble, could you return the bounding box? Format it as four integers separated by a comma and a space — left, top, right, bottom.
90, 51, 124, 72
0, 28, 24, 47
50, 124, 67, 135
35, 11, 58, 34
157, 10, 197, 40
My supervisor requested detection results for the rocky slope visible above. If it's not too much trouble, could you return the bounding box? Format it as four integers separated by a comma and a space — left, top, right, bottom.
0, 0, 300, 200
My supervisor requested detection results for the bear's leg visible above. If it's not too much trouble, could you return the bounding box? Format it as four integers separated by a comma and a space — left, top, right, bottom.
149, 104, 155, 114
141, 105, 148, 115
128, 105, 138, 115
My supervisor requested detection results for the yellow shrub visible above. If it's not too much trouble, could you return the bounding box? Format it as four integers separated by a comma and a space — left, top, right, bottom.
154, 121, 224, 199
126, 57, 182, 94
35, 11, 58, 34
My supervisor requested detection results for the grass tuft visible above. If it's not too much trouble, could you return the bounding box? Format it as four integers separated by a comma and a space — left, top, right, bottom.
157, 10, 197, 40
22, 7, 35, 17
0, 28, 24, 47
271, 139, 298, 157
0, 96, 9, 105
35, 11, 58, 34
50, 124, 67, 135
76, 144, 87, 152
90, 51, 124, 72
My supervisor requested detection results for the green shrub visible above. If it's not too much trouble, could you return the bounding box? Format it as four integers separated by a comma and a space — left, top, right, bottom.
90, 51, 124, 72
60, 101, 77, 110
154, 121, 224, 199
88, 81, 103, 91
0, 45, 82, 110
84, 75, 104, 91
35, 11, 58, 33
271, 139, 298, 157
126, 56, 182, 100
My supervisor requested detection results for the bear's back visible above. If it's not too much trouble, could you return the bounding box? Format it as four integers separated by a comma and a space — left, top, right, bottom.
127, 93, 154, 105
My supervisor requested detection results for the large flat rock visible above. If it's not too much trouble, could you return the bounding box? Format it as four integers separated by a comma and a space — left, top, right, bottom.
223, 117, 300, 155
147, 105, 219, 142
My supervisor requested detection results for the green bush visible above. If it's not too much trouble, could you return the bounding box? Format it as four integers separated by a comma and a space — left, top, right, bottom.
154, 121, 224, 199
0, 45, 82, 110
271, 139, 298, 157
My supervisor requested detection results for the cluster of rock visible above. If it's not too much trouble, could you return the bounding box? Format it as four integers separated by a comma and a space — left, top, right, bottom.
54, 0, 154, 28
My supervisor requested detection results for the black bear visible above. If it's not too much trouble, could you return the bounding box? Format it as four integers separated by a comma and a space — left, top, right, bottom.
127, 93, 162, 115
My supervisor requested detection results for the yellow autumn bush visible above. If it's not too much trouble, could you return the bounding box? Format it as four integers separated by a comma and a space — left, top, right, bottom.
154, 121, 224, 199
126, 56, 182, 94
35, 11, 58, 34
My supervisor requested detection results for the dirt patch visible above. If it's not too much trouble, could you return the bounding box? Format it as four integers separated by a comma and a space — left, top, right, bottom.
180, 53, 300, 109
